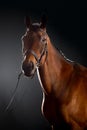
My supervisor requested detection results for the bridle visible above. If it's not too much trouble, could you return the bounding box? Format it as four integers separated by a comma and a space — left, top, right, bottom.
25, 44, 48, 67
5, 28, 48, 112
24, 31, 48, 68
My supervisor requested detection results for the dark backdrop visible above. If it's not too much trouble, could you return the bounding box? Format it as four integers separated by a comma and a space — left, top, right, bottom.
0, 1, 87, 130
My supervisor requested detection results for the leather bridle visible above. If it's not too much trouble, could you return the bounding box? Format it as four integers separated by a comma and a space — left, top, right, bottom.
24, 31, 48, 68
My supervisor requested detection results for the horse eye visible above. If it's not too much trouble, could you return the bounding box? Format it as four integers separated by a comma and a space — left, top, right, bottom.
41, 37, 46, 43
43, 38, 46, 42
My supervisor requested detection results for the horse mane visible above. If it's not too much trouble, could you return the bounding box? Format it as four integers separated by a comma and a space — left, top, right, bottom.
56, 47, 74, 63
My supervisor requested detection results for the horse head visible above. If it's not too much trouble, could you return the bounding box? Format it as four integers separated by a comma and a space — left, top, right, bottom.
21, 15, 48, 77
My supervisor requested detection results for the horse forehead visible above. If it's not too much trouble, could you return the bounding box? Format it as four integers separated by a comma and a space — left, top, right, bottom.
21, 23, 43, 40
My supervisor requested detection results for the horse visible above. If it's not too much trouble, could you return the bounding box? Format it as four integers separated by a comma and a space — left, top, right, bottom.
21, 15, 87, 130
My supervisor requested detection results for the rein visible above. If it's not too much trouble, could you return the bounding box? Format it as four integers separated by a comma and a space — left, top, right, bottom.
5, 71, 23, 111
5, 43, 48, 111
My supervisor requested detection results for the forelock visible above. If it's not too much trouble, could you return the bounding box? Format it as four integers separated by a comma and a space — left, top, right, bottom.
31, 23, 41, 31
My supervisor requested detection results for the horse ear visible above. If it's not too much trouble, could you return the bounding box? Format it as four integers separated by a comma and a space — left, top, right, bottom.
24, 16, 32, 28
40, 14, 47, 29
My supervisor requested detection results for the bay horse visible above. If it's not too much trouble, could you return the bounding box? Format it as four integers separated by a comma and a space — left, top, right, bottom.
21, 15, 87, 130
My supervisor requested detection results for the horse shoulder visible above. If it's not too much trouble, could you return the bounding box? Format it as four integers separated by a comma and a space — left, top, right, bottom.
61, 63, 87, 128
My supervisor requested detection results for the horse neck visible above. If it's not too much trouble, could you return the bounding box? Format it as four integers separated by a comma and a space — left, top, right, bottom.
37, 38, 73, 95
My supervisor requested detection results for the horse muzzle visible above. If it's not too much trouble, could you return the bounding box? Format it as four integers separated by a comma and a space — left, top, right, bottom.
22, 61, 36, 77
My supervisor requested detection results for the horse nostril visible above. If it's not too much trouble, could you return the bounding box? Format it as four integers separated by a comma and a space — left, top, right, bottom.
22, 61, 34, 73
29, 61, 34, 69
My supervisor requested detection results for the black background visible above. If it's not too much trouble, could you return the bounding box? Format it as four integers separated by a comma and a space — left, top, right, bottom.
0, 0, 87, 130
